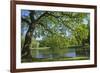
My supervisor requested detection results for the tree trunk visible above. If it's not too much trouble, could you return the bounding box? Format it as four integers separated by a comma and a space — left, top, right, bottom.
21, 11, 46, 62
21, 24, 35, 62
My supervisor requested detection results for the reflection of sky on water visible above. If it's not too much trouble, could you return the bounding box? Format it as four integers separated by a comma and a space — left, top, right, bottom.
65, 52, 76, 57
33, 49, 76, 58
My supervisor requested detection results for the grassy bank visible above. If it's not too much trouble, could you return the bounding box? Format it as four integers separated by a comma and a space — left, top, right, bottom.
32, 56, 89, 62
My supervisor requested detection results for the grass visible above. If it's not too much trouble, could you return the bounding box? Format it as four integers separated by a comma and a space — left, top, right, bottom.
32, 56, 89, 62
31, 47, 50, 50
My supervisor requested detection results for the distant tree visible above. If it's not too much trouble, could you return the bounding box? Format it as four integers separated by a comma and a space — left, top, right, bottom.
30, 38, 38, 48
72, 24, 89, 45
40, 34, 69, 58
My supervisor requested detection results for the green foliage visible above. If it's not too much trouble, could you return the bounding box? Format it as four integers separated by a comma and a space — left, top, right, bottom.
73, 24, 89, 45
39, 34, 69, 57
40, 34, 69, 49
22, 10, 90, 45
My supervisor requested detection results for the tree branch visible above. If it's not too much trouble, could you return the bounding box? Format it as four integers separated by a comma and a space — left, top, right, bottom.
38, 22, 54, 34
21, 17, 30, 24
34, 11, 48, 23
46, 13, 59, 18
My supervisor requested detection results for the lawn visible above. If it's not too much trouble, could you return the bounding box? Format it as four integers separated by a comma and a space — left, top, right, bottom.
32, 56, 89, 62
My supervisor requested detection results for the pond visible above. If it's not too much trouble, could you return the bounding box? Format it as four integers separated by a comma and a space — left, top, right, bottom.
30, 47, 89, 59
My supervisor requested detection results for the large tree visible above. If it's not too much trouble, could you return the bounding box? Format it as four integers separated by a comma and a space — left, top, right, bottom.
21, 10, 89, 62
